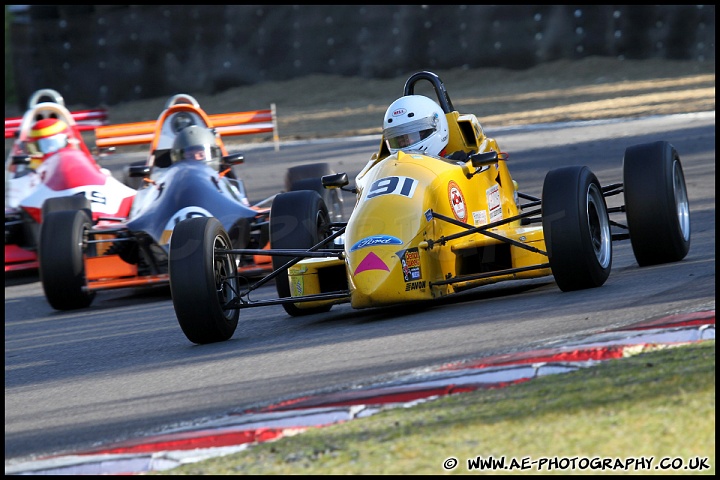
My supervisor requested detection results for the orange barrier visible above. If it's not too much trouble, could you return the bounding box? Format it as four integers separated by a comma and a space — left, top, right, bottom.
95, 104, 280, 151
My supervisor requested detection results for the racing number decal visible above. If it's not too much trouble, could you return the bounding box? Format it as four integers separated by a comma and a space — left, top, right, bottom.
170, 208, 211, 227
72, 190, 107, 205
447, 181, 467, 222
160, 206, 213, 245
88, 190, 107, 205
366, 176, 418, 200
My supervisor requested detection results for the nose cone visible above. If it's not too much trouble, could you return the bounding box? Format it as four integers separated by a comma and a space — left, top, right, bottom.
345, 153, 437, 307
349, 248, 397, 307
348, 246, 429, 308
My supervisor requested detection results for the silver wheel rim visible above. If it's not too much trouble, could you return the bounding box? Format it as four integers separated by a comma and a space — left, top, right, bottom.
587, 183, 611, 268
212, 233, 238, 313
673, 160, 691, 241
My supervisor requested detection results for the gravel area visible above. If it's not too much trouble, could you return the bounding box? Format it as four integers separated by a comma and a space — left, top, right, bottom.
5, 56, 715, 145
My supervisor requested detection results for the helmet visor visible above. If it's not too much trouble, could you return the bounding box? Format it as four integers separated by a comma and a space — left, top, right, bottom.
29, 133, 67, 155
385, 128, 435, 150
182, 144, 214, 162
384, 116, 437, 151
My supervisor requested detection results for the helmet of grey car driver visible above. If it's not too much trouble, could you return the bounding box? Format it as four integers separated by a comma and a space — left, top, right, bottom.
170, 125, 222, 170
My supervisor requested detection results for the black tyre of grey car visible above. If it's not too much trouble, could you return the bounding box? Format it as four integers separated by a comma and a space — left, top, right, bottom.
121, 160, 147, 190
39, 209, 96, 310
542, 166, 612, 292
284, 163, 335, 190
169, 217, 239, 344
285, 163, 345, 222
622, 141, 690, 266
270, 190, 333, 316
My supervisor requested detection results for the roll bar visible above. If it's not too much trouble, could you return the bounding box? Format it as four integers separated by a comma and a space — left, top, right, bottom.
402, 71, 455, 114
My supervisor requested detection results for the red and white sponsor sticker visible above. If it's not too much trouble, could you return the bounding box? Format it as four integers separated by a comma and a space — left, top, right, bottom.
448, 181, 467, 222
487, 184, 502, 222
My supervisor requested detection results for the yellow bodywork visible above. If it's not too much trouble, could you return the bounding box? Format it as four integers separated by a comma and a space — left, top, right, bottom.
288, 111, 551, 310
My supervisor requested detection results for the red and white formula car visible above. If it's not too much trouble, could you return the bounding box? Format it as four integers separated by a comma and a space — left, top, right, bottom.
5, 89, 136, 273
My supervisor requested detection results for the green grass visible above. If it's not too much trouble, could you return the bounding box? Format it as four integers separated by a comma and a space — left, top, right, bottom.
154, 340, 715, 475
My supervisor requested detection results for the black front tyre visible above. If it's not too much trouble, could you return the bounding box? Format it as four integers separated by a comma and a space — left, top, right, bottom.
623, 141, 690, 266
270, 190, 332, 316
542, 166, 612, 292
39, 209, 96, 310
170, 217, 239, 344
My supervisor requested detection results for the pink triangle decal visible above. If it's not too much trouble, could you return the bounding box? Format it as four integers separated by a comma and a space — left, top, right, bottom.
354, 251, 390, 275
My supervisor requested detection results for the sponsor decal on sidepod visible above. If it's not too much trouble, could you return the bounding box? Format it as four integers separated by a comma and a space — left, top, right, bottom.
350, 235, 403, 252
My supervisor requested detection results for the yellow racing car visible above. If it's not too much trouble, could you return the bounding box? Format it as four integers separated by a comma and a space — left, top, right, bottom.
168, 71, 691, 345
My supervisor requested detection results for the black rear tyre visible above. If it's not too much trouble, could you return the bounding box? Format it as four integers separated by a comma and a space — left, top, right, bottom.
542, 166, 612, 292
270, 190, 332, 316
170, 217, 239, 344
623, 141, 690, 266
285, 163, 344, 222
122, 160, 147, 190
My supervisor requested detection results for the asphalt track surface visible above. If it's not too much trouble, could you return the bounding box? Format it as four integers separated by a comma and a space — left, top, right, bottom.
5, 112, 716, 474
6, 313, 716, 475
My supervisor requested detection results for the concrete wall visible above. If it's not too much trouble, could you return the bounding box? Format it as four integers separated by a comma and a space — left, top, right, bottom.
7, 5, 715, 109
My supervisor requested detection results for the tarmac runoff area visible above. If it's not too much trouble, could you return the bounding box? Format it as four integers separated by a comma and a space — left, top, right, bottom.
5, 310, 715, 475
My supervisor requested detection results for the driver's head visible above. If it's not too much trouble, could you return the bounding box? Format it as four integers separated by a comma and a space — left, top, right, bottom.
27, 117, 69, 157
184, 145, 210, 161
382, 95, 449, 157
170, 125, 222, 168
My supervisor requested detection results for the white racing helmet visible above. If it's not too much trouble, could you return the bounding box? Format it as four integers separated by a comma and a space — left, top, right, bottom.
382, 95, 449, 156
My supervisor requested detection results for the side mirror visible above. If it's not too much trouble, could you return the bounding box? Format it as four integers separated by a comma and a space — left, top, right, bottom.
223, 152, 245, 165
128, 164, 151, 178
469, 151, 499, 168
12, 155, 31, 166
322, 172, 349, 189
322, 172, 357, 194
